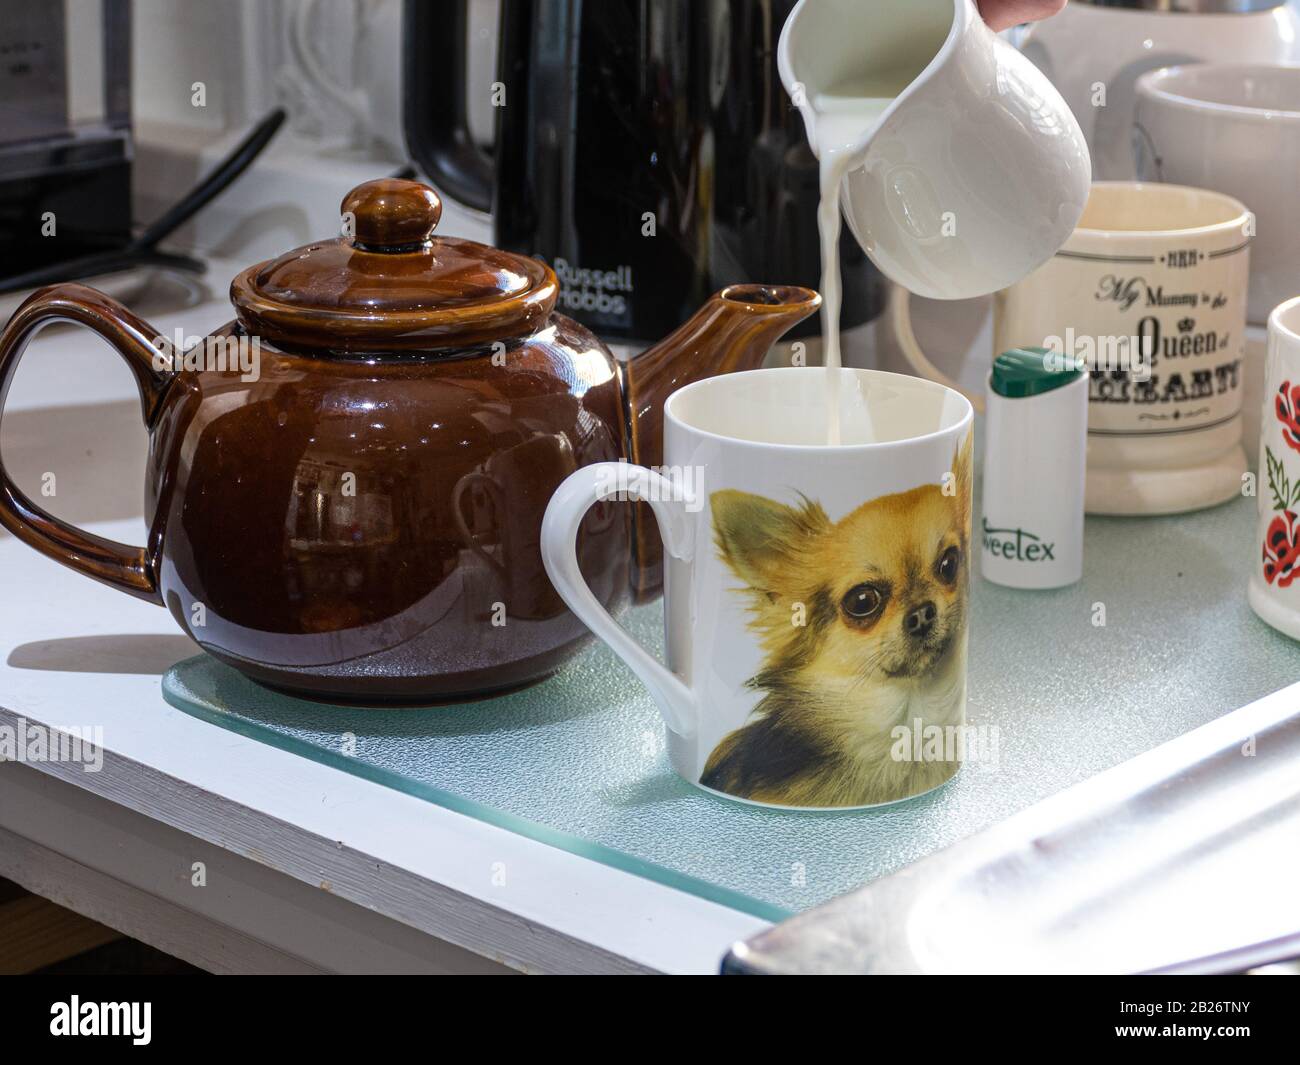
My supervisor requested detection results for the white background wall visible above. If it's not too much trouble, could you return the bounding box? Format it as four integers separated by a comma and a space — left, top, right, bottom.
125, 0, 500, 161
74, 0, 1300, 163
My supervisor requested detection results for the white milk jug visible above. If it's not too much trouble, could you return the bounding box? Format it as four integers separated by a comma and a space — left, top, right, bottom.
779, 0, 1091, 302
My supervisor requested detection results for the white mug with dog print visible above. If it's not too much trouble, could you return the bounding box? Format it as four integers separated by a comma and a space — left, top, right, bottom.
541, 367, 974, 810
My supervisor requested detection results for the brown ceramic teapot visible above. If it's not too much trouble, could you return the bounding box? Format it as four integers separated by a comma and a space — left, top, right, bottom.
0, 179, 818, 701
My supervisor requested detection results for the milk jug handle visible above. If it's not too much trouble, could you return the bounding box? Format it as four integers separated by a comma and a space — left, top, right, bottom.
890, 284, 985, 415
541, 462, 698, 739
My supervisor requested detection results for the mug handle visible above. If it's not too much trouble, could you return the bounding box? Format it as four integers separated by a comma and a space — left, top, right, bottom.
1131, 119, 1164, 184
0, 284, 172, 603
890, 284, 985, 415
541, 461, 697, 738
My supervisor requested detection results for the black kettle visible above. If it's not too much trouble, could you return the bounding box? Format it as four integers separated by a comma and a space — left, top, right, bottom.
403, 0, 881, 345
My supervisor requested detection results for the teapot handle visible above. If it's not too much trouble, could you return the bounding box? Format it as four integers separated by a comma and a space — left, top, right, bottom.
0, 284, 173, 603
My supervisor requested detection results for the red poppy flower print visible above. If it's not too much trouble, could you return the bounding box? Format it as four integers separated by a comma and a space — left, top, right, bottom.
1263, 510, 1300, 587
1275, 381, 1300, 453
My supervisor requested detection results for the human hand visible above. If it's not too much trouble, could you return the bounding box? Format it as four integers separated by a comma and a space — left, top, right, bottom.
978, 0, 1067, 33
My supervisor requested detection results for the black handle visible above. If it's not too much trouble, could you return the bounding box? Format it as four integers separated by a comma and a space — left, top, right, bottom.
134, 107, 286, 250
402, 0, 494, 212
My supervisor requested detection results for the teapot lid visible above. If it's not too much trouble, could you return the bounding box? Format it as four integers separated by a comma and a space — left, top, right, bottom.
230, 179, 558, 353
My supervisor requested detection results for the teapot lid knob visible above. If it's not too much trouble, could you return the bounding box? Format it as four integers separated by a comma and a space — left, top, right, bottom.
341, 178, 442, 251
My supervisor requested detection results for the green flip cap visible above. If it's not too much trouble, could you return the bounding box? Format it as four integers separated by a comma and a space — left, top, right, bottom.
991, 346, 1085, 399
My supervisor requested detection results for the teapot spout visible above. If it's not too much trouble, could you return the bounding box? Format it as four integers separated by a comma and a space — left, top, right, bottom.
625, 284, 821, 471
623, 284, 820, 601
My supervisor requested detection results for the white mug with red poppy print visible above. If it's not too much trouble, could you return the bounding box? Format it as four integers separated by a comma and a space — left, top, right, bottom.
1249, 296, 1300, 640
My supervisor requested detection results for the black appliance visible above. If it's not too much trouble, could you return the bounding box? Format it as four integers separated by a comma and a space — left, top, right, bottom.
404, 0, 882, 344
0, 0, 133, 281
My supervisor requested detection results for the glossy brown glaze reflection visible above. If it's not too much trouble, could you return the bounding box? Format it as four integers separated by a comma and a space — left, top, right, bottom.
147, 320, 629, 700
231, 180, 558, 351
0, 178, 818, 701
342, 178, 444, 247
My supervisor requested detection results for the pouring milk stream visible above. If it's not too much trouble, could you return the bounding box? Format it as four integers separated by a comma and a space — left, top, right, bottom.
780, 0, 1092, 439
813, 75, 920, 444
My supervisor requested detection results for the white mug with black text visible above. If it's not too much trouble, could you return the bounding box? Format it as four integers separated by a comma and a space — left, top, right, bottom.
897, 182, 1252, 515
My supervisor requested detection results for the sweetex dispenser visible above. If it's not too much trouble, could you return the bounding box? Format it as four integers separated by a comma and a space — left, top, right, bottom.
981, 348, 1088, 591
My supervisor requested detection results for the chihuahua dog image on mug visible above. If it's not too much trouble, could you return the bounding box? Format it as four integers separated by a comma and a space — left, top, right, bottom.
702, 435, 971, 807
541, 366, 975, 811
